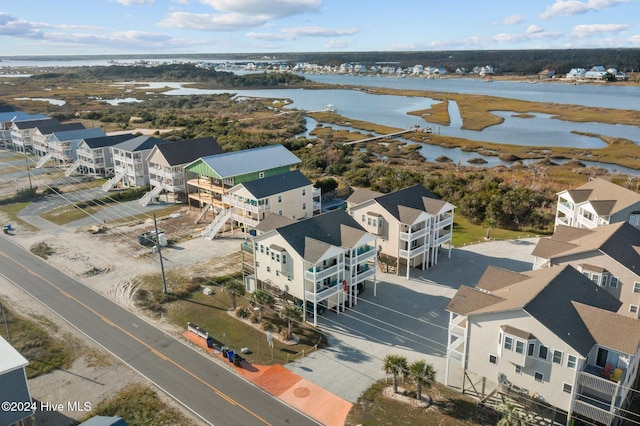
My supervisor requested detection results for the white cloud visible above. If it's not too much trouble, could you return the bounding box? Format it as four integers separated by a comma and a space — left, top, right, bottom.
527, 25, 544, 34
159, 12, 268, 31
540, 0, 629, 19
113, 0, 155, 5
570, 23, 629, 37
0, 13, 43, 38
501, 15, 524, 25
247, 26, 358, 41
198, 0, 321, 18
324, 39, 352, 49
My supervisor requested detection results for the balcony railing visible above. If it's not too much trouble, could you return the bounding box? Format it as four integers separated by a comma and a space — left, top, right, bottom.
577, 370, 621, 397
399, 227, 428, 241
305, 263, 340, 282
449, 324, 466, 339
229, 211, 259, 227
353, 266, 375, 282
572, 399, 614, 426
346, 245, 376, 263
222, 195, 270, 214
306, 281, 341, 303
434, 215, 454, 229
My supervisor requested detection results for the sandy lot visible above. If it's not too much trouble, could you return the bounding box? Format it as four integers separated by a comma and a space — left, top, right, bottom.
0, 205, 244, 425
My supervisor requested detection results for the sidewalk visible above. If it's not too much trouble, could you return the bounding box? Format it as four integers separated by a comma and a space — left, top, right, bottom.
184, 332, 352, 426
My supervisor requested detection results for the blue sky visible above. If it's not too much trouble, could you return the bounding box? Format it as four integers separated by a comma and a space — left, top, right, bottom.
0, 0, 638, 56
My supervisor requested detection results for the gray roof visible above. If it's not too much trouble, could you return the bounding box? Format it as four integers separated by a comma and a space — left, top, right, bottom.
112, 135, 170, 152
239, 170, 311, 199
372, 185, 450, 223
254, 212, 297, 233
196, 144, 301, 178
532, 222, 640, 274
447, 265, 623, 356
83, 134, 136, 149
12, 118, 60, 130
153, 137, 223, 166
0, 112, 48, 123
35, 122, 85, 135
276, 209, 367, 262
51, 127, 105, 141
346, 188, 383, 206
560, 178, 640, 215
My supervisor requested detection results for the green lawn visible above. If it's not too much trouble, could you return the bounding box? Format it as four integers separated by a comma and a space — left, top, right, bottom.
451, 216, 546, 247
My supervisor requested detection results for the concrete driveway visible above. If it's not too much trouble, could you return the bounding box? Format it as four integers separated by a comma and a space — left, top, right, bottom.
285, 238, 539, 402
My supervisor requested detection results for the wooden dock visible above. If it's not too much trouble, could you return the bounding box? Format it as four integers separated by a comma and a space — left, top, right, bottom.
343, 129, 414, 145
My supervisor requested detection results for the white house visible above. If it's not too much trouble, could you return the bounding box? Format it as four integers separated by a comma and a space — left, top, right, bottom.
247, 209, 378, 325
38, 127, 106, 167
9, 117, 60, 153
71, 133, 136, 176
532, 222, 640, 318
31, 122, 86, 158
446, 264, 640, 426
347, 185, 455, 278
566, 68, 586, 80
555, 178, 640, 230
222, 170, 320, 235
0, 111, 48, 149
103, 135, 170, 191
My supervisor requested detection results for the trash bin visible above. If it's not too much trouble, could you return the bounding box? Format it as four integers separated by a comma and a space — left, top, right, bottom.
206, 336, 214, 348
221, 346, 229, 357
227, 350, 235, 362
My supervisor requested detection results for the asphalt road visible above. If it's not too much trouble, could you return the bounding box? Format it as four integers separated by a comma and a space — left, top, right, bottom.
0, 235, 318, 426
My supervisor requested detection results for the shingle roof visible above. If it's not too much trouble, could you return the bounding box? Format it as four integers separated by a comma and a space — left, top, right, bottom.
254, 212, 297, 233
347, 188, 383, 206
560, 178, 640, 214
574, 302, 640, 355
112, 135, 169, 152
196, 144, 300, 178
276, 209, 367, 261
154, 137, 223, 166
12, 118, 60, 130
500, 325, 537, 340
82, 134, 136, 149
35, 122, 85, 135
447, 264, 623, 356
239, 170, 311, 199
51, 128, 105, 141
0, 112, 48, 123
532, 222, 640, 274
371, 185, 451, 223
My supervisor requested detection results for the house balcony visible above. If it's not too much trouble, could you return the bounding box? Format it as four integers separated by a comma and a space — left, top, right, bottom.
435, 231, 452, 246
399, 243, 428, 259
434, 215, 454, 229
572, 399, 615, 426
305, 281, 341, 303
557, 200, 575, 216
576, 215, 605, 230
577, 366, 625, 401
447, 348, 465, 364
449, 323, 466, 339
399, 227, 428, 242
555, 215, 572, 228
352, 264, 375, 282
222, 195, 270, 215
188, 192, 225, 209
229, 210, 260, 228
305, 262, 340, 282
346, 245, 376, 263
187, 178, 229, 195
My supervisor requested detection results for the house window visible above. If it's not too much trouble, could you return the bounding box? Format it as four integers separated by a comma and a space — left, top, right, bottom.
282, 255, 287, 264
266, 266, 270, 272
634, 282, 640, 293
515, 341, 525, 354
303, 202, 306, 210
504, 336, 513, 351
552, 350, 563, 365
259, 172, 264, 178
515, 365, 522, 374
567, 355, 577, 369
260, 244, 264, 253
527, 342, 535, 356
563, 383, 572, 393
276, 270, 279, 276
630, 305, 639, 317
489, 354, 497, 364
271, 252, 275, 260
610, 277, 619, 288
361, 214, 365, 222
276, 254, 280, 262
538, 345, 548, 360
265, 247, 270, 256
590, 274, 600, 285
278, 195, 282, 203
302, 188, 306, 196
534, 372, 544, 383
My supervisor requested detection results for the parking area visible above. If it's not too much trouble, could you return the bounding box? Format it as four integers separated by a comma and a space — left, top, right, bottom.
285, 238, 539, 402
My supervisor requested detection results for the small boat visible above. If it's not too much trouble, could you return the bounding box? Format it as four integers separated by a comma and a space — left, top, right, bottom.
324, 104, 337, 112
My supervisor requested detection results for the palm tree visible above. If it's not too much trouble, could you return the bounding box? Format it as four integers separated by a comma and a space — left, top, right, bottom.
224, 280, 245, 310
409, 360, 436, 400
280, 305, 302, 340
497, 398, 524, 426
252, 289, 275, 323
382, 354, 408, 394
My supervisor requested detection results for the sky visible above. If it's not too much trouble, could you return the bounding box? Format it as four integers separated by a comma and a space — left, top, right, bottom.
0, 0, 639, 56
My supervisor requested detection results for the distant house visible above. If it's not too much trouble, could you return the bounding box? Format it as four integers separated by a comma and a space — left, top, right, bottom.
532, 222, 640, 318
72, 134, 136, 176
0, 111, 48, 148
566, 68, 586, 80
31, 122, 86, 158
455, 67, 467, 75
0, 336, 33, 426
347, 185, 455, 278
554, 178, 640, 230
36, 127, 106, 168
614, 70, 629, 81
446, 264, 640, 426
102, 136, 171, 191
9, 117, 60, 153
412, 64, 424, 75
539, 68, 555, 79
244, 209, 378, 325
143, 137, 223, 205
584, 65, 607, 80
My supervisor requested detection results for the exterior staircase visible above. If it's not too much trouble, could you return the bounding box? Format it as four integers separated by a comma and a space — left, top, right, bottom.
201, 208, 231, 240
139, 185, 163, 206
64, 159, 82, 177
35, 151, 54, 169
101, 170, 125, 192
194, 203, 213, 224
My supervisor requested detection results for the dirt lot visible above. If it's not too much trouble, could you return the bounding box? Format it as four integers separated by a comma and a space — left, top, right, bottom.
0, 188, 244, 424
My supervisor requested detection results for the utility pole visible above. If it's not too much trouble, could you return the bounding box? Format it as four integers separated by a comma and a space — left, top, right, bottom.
23, 150, 33, 191
153, 213, 168, 294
